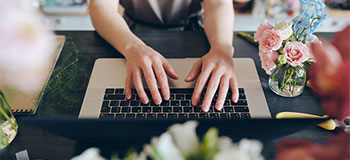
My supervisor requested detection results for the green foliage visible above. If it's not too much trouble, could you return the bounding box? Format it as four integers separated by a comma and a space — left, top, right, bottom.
36, 37, 96, 116
187, 128, 220, 160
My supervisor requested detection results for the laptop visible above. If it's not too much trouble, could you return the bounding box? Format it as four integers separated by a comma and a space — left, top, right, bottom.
79, 58, 271, 119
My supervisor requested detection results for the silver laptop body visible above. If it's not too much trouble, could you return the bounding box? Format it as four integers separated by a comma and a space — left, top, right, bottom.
79, 58, 271, 118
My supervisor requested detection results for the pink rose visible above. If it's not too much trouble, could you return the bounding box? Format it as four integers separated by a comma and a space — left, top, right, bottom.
259, 48, 279, 75
283, 41, 310, 67
259, 30, 283, 51
254, 19, 273, 42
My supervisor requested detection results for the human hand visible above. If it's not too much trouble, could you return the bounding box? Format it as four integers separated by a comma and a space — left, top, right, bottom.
185, 45, 239, 112
124, 44, 179, 104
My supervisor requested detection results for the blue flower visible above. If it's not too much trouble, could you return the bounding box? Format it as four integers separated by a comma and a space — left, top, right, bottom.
311, 13, 328, 33
300, 0, 325, 19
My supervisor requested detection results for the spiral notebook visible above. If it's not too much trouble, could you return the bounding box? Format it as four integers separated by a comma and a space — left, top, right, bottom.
6, 35, 65, 115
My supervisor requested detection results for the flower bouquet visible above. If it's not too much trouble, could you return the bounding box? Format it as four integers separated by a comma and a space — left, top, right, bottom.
0, 0, 55, 149
249, 0, 328, 97
72, 121, 264, 160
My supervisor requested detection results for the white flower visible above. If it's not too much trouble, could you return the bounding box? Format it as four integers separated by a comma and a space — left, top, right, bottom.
151, 132, 184, 160
168, 121, 200, 155
274, 21, 293, 40
0, 0, 55, 93
71, 148, 106, 160
214, 139, 264, 160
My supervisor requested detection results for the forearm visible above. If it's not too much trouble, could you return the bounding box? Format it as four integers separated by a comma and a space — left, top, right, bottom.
89, 0, 145, 58
203, 0, 234, 54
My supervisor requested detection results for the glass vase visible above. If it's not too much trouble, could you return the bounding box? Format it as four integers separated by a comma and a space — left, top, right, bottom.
268, 65, 307, 97
0, 90, 18, 150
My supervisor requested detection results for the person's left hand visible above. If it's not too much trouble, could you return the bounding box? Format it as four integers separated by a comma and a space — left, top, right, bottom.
185, 45, 239, 112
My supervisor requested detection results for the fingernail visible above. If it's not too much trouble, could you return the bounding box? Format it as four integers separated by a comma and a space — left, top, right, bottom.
218, 105, 223, 110
202, 105, 209, 112
155, 98, 162, 104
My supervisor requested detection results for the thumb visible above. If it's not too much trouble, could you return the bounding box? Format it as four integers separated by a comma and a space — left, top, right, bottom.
185, 60, 201, 82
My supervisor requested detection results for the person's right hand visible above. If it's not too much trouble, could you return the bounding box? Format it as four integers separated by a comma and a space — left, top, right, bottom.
124, 44, 179, 105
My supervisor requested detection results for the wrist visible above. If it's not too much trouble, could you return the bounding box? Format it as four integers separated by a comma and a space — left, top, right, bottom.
210, 43, 234, 57
122, 41, 146, 60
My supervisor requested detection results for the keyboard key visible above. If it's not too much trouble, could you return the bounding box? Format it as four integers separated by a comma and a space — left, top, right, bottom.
208, 107, 215, 112
178, 114, 188, 119
168, 113, 177, 119
131, 107, 141, 113
102, 101, 109, 107
171, 100, 180, 106
163, 107, 172, 112
130, 101, 140, 106
115, 88, 124, 94
132, 89, 137, 94
239, 93, 246, 99
110, 101, 119, 106
142, 107, 152, 112
239, 88, 244, 93
141, 102, 150, 106
104, 95, 125, 100
115, 113, 125, 119
135, 95, 141, 100
241, 113, 251, 119
147, 114, 157, 119
157, 113, 167, 119
120, 101, 130, 106
234, 106, 249, 112
161, 100, 169, 106
181, 101, 190, 106
169, 95, 175, 100
121, 107, 130, 113
170, 88, 193, 93
230, 113, 240, 119
150, 101, 160, 106
152, 107, 161, 112
224, 100, 230, 106
224, 107, 234, 113
199, 113, 209, 119
136, 114, 146, 119
220, 113, 230, 119
105, 89, 115, 94
100, 106, 111, 113
175, 94, 184, 100
125, 114, 135, 119
173, 107, 182, 112
111, 107, 120, 113
193, 107, 202, 112
189, 113, 199, 119
210, 113, 220, 119
185, 94, 192, 100
99, 114, 114, 119
183, 107, 193, 112
233, 100, 248, 105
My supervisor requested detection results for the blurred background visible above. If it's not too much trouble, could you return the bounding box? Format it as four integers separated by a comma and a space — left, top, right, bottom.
37, 0, 349, 31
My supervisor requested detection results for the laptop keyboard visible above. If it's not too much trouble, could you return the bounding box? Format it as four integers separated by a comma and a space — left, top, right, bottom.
99, 88, 250, 120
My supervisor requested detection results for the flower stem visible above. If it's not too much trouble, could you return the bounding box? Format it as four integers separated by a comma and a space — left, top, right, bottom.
282, 68, 295, 90
271, 65, 281, 81
0, 93, 17, 133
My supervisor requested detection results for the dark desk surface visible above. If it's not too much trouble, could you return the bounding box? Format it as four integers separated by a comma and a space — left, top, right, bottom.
1, 31, 336, 160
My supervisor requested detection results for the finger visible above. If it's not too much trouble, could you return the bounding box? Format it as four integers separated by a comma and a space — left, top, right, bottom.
215, 75, 229, 111
142, 66, 162, 105
191, 66, 213, 106
153, 63, 170, 100
185, 60, 201, 82
230, 74, 239, 103
201, 71, 223, 112
163, 60, 179, 79
125, 70, 133, 99
133, 71, 149, 104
